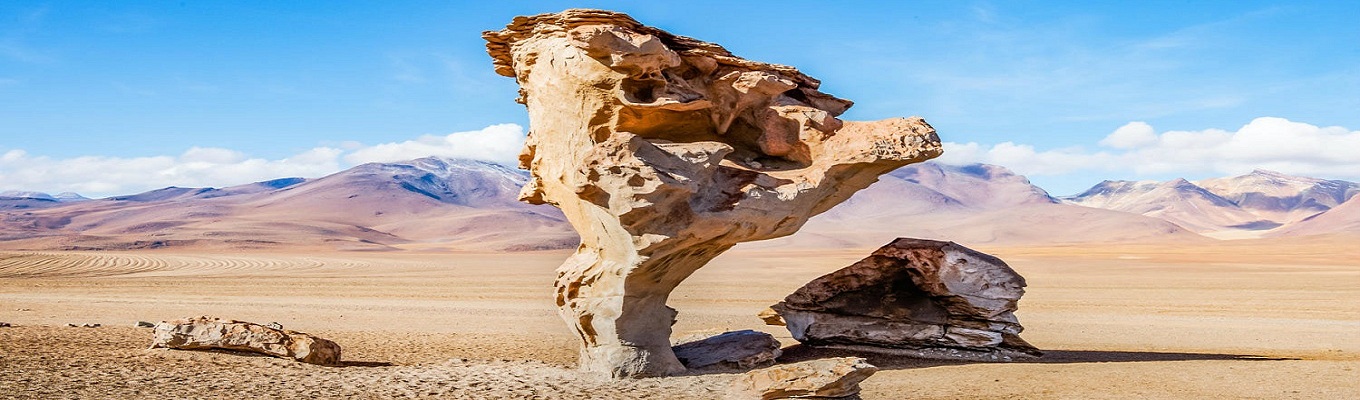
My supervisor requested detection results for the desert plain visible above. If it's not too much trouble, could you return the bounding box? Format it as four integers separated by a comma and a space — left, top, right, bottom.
1, 237, 1356, 399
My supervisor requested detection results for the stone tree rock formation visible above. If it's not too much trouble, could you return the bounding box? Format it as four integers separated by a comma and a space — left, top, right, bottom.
768, 238, 1041, 361
484, 9, 943, 378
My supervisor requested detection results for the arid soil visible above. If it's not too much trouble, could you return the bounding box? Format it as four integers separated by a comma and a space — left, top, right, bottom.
1, 240, 1357, 399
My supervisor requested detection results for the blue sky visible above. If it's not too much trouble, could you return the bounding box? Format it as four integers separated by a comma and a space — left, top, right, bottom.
2, 1, 1358, 196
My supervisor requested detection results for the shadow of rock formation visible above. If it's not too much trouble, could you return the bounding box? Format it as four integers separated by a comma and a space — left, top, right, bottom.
778, 344, 1296, 371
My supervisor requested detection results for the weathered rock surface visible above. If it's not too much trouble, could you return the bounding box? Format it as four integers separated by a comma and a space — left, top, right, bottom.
483, 9, 942, 378
150, 316, 341, 365
671, 330, 782, 370
727, 357, 878, 400
770, 238, 1040, 361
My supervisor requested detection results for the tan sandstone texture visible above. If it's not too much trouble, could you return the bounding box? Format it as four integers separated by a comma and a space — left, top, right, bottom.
727, 357, 879, 400
770, 238, 1040, 361
483, 9, 942, 378
150, 316, 341, 365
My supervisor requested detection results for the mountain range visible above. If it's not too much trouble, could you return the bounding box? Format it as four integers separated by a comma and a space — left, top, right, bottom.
758, 163, 1204, 248
0, 158, 575, 251
1063, 170, 1359, 239
2, 157, 1357, 251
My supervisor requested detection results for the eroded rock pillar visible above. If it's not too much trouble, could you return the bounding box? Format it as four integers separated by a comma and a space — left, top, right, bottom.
483, 9, 943, 378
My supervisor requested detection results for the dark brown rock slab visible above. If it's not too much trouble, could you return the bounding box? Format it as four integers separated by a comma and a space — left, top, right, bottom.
671, 330, 782, 370
768, 238, 1040, 361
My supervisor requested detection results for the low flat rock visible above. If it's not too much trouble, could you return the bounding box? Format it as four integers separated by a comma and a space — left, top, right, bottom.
769, 238, 1040, 361
727, 357, 878, 400
150, 316, 341, 365
672, 330, 782, 370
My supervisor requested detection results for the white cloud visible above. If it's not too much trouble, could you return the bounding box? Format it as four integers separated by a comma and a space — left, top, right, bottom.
7, 118, 1355, 199
0, 124, 525, 197
343, 123, 525, 165
0, 149, 341, 196
1118, 117, 1360, 177
988, 142, 1113, 175
937, 141, 1114, 177
1099, 121, 1157, 149
933, 142, 982, 165
181, 147, 246, 164
2, 149, 26, 161
936, 117, 1360, 181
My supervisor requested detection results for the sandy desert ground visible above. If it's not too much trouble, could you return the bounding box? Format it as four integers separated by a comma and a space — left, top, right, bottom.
1, 239, 1357, 399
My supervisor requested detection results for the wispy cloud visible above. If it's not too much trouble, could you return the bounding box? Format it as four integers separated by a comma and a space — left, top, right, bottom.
388, 54, 427, 83
0, 124, 526, 197
385, 51, 498, 92
850, 5, 1293, 127
97, 12, 156, 34
969, 3, 998, 24
111, 82, 158, 97
0, 6, 53, 63
173, 77, 220, 93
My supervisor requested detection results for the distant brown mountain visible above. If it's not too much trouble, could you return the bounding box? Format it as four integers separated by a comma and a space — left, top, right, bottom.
1064, 170, 1359, 238
1268, 195, 1360, 238
7, 159, 1355, 252
755, 163, 1204, 248
0, 191, 89, 211
1062, 179, 1266, 233
0, 157, 576, 251
1196, 170, 1359, 223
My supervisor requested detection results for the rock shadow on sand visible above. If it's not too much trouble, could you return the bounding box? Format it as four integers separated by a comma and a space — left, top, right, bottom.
776, 344, 1296, 371
336, 360, 395, 368
151, 348, 394, 368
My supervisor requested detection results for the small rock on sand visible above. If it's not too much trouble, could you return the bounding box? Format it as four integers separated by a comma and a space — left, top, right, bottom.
672, 330, 782, 371
727, 357, 878, 400
151, 316, 341, 365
